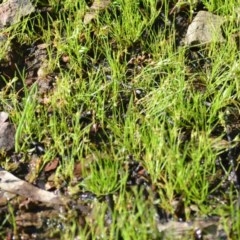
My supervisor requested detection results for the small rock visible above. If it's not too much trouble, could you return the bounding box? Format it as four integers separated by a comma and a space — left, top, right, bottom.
0, 111, 9, 123
184, 11, 226, 46
0, 112, 15, 151
0, 0, 35, 29
84, 0, 110, 24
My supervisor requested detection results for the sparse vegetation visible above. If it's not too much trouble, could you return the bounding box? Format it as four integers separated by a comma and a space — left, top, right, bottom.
0, 0, 240, 239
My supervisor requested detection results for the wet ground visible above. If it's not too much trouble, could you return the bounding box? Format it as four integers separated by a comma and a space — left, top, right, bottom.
0, 1, 240, 239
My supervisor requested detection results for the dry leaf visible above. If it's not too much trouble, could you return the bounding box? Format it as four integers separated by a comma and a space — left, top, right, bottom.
0, 170, 66, 205
84, 0, 111, 24
44, 158, 59, 172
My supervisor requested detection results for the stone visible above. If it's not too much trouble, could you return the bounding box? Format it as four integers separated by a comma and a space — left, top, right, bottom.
0, 112, 15, 151
0, 0, 35, 29
184, 11, 226, 46
0, 111, 9, 123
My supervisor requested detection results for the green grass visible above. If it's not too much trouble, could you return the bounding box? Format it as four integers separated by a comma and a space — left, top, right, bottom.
1, 0, 240, 239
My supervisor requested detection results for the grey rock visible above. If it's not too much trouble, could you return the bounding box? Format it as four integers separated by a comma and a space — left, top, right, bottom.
0, 112, 15, 151
184, 11, 226, 46
0, 0, 35, 62
0, 0, 35, 29
0, 111, 9, 123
